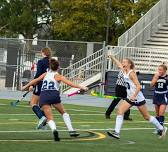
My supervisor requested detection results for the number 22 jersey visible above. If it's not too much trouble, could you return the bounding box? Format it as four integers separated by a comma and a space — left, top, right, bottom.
40, 70, 61, 106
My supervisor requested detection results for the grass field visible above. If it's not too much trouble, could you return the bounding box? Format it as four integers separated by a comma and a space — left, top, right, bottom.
0, 99, 168, 152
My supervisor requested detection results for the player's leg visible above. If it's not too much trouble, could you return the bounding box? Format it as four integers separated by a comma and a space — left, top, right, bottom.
124, 109, 132, 120
138, 104, 166, 138
105, 98, 120, 119
30, 94, 47, 129
158, 104, 167, 126
107, 100, 132, 139
42, 104, 60, 141
153, 104, 160, 134
53, 103, 79, 137
155, 104, 160, 121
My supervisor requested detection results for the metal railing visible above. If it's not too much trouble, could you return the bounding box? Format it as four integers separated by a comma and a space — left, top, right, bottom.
107, 46, 168, 73
60, 44, 105, 93
60, 45, 168, 93
118, 0, 168, 47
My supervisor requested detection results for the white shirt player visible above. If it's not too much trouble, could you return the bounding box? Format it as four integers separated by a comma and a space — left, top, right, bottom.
41, 70, 60, 91
123, 70, 145, 102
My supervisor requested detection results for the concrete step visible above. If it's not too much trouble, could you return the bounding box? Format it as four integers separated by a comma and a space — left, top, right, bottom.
162, 23, 168, 27
158, 26, 168, 31
142, 45, 168, 49
156, 30, 168, 34
148, 37, 168, 42
151, 34, 168, 38
143, 41, 168, 47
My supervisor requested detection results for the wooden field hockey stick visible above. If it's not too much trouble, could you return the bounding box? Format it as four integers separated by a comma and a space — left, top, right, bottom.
68, 82, 106, 97
10, 91, 29, 107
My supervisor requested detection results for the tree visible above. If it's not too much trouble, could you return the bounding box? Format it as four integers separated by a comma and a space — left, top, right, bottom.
0, 0, 51, 39
51, 0, 159, 45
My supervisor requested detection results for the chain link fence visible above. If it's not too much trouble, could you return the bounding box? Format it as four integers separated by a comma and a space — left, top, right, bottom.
0, 38, 103, 90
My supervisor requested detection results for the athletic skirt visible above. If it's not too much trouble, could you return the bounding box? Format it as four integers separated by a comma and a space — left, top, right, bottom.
125, 99, 146, 107
153, 92, 168, 105
40, 90, 61, 107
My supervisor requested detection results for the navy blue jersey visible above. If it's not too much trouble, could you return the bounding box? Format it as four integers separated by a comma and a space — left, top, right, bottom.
34, 57, 49, 79
154, 75, 168, 93
33, 57, 49, 96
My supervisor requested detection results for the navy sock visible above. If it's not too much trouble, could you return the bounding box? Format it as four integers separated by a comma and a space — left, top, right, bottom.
156, 116, 159, 121
159, 116, 165, 126
32, 105, 44, 119
41, 111, 46, 117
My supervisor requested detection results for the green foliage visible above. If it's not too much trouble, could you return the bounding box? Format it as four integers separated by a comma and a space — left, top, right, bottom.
51, 0, 159, 44
0, 0, 50, 39
0, 0, 159, 44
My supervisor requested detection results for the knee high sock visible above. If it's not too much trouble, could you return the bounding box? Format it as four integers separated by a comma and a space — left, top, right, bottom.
159, 116, 165, 126
32, 105, 44, 119
62, 113, 74, 131
149, 116, 163, 130
114, 115, 124, 134
48, 120, 57, 131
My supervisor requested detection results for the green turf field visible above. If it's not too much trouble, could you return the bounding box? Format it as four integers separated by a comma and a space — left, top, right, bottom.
0, 99, 168, 152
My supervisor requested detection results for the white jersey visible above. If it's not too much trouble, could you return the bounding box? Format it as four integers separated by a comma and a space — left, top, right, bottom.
123, 70, 145, 102
41, 70, 60, 91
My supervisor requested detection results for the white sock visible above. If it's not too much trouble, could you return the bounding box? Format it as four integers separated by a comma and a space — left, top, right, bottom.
47, 120, 57, 131
149, 116, 163, 130
114, 115, 124, 134
62, 113, 74, 131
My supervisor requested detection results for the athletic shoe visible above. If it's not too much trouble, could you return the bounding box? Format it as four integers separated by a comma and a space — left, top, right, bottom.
124, 117, 133, 121
37, 116, 47, 130
158, 127, 167, 138
152, 129, 158, 134
69, 131, 80, 137
105, 114, 110, 119
107, 131, 120, 139
53, 130, 60, 141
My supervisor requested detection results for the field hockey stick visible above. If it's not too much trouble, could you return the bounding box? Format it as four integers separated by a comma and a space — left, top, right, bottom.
90, 91, 137, 102
90, 90, 119, 99
10, 91, 29, 107
68, 82, 106, 97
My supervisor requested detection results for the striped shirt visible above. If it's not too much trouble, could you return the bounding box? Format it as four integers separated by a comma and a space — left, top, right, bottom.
116, 70, 126, 87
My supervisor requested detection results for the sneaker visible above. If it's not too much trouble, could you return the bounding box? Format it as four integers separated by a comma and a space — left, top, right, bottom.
158, 127, 167, 138
37, 116, 47, 130
105, 114, 110, 119
107, 131, 120, 139
69, 131, 80, 137
124, 117, 133, 121
152, 129, 158, 134
53, 130, 60, 141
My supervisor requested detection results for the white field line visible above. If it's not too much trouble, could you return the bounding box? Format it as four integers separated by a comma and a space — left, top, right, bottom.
0, 113, 104, 116
1, 121, 168, 124
0, 127, 155, 133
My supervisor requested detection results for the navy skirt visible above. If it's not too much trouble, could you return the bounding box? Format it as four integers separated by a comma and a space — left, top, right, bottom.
40, 90, 61, 107
153, 92, 168, 105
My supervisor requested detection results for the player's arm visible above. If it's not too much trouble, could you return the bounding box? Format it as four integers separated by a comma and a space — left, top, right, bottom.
108, 55, 124, 70
22, 73, 46, 91
151, 73, 159, 87
129, 71, 141, 101
55, 74, 88, 90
